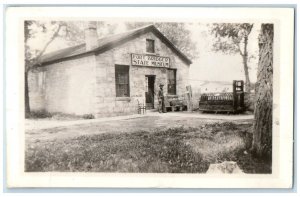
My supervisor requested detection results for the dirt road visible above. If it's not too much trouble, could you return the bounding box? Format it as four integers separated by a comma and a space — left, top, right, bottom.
26, 112, 253, 144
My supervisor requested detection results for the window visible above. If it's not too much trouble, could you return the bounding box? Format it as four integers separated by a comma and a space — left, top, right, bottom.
146, 39, 155, 53
167, 69, 176, 95
115, 65, 130, 97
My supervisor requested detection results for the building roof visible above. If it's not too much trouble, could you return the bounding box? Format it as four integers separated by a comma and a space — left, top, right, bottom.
40, 25, 192, 66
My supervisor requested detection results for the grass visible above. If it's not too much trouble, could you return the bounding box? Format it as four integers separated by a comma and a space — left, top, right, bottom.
25, 122, 271, 173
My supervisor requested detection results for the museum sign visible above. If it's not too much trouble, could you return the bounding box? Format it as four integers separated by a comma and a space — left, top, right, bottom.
131, 53, 170, 68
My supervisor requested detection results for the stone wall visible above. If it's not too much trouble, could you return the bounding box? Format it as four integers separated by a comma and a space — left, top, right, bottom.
28, 70, 46, 111
29, 31, 190, 118
29, 55, 97, 115
95, 31, 190, 117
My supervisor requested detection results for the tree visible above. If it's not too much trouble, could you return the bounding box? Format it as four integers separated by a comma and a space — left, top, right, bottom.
24, 21, 84, 117
125, 22, 198, 60
210, 23, 254, 93
251, 24, 273, 159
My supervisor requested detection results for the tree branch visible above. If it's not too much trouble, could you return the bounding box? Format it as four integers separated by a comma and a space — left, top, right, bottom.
247, 24, 254, 36
34, 23, 63, 65
236, 43, 243, 56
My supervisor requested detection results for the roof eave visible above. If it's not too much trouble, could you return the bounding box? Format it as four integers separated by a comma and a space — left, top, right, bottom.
35, 51, 96, 67
93, 25, 192, 65
38, 24, 193, 66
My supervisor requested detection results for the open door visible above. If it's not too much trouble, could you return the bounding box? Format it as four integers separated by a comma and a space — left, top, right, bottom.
145, 75, 155, 109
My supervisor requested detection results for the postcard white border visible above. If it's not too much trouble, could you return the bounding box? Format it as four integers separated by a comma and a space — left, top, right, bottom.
5, 7, 294, 188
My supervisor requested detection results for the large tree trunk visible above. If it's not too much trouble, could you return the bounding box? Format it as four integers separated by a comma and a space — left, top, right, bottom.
243, 36, 251, 93
251, 24, 273, 159
25, 70, 30, 118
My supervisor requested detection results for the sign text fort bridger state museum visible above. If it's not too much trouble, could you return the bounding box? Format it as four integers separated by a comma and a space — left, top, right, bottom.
131, 53, 170, 68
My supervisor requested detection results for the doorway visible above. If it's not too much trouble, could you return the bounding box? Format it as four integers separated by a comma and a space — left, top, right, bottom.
145, 75, 155, 109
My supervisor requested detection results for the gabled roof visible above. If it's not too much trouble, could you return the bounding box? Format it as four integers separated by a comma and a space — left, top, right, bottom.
40, 25, 192, 66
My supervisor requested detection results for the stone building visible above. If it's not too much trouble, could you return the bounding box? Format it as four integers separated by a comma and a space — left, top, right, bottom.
29, 22, 192, 118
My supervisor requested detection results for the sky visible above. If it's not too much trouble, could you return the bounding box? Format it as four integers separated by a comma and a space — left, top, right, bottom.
187, 23, 260, 85
27, 21, 261, 85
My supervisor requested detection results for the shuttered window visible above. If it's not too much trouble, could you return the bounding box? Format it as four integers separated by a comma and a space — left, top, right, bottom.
115, 65, 130, 97
168, 69, 176, 95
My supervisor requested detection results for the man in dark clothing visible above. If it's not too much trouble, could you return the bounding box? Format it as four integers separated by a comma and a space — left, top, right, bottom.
158, 84, 166, 113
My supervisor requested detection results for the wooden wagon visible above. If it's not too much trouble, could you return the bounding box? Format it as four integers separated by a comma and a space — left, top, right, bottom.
198, 80, 245, 113
164, 95, 187, 112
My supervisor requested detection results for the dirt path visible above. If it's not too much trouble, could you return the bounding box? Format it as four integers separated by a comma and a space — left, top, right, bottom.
26, 113, 253, 144
26, 112, 253, 130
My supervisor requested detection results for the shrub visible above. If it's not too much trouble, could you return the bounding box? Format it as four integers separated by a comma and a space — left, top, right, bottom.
51, 113, 82, 120
82, 114, 95, 119
28, 111, 94, 120
28, 110, 52, 119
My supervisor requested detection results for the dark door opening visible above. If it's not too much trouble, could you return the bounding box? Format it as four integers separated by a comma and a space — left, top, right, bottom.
145, 75, 155, 109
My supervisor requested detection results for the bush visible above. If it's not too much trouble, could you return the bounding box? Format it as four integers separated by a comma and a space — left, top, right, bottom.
27, 111, 95, 120
51, 113, 82, 120
82, 114, 95, 119
28, 110, 53, 119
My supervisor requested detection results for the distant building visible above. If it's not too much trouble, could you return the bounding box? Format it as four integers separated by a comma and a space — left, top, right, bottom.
192, 80, 233, 94
28, 23, 192, 117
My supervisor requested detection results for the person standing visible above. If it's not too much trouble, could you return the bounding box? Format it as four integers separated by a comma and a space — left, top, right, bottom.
158, 84, 166, 113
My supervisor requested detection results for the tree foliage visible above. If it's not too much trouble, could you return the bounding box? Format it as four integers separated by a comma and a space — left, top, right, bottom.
125, 22, 198, 60
25, 21, 85, 70
210, 23, 253, 55
210, 23, 254, 92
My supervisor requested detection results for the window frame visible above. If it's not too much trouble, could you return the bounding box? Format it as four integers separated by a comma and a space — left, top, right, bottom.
146, 39, 155, 53
115, 65, 130, 97
167, 68, 177, 95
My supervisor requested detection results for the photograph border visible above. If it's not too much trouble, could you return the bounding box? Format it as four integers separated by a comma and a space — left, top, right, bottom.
5, 3, 296, 192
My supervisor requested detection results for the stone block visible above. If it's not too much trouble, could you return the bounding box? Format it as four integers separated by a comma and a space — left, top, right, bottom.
206, 161, 244, 174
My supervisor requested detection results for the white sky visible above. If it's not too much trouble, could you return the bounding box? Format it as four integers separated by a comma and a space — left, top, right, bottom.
187, 23, 260, 84
29, 21, 261, 84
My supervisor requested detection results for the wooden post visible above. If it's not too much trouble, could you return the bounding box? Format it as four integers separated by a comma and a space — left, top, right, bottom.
185, 85, 193, 111
232, 80, 237, 112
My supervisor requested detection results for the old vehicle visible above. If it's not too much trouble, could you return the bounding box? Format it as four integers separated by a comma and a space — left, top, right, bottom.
199, 80, 245, 113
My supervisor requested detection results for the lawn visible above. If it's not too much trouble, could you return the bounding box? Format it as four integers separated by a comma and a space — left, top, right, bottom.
25, 121, 271, 173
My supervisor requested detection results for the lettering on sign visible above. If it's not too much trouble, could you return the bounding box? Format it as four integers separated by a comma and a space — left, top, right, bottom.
131, 53, 170, 68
